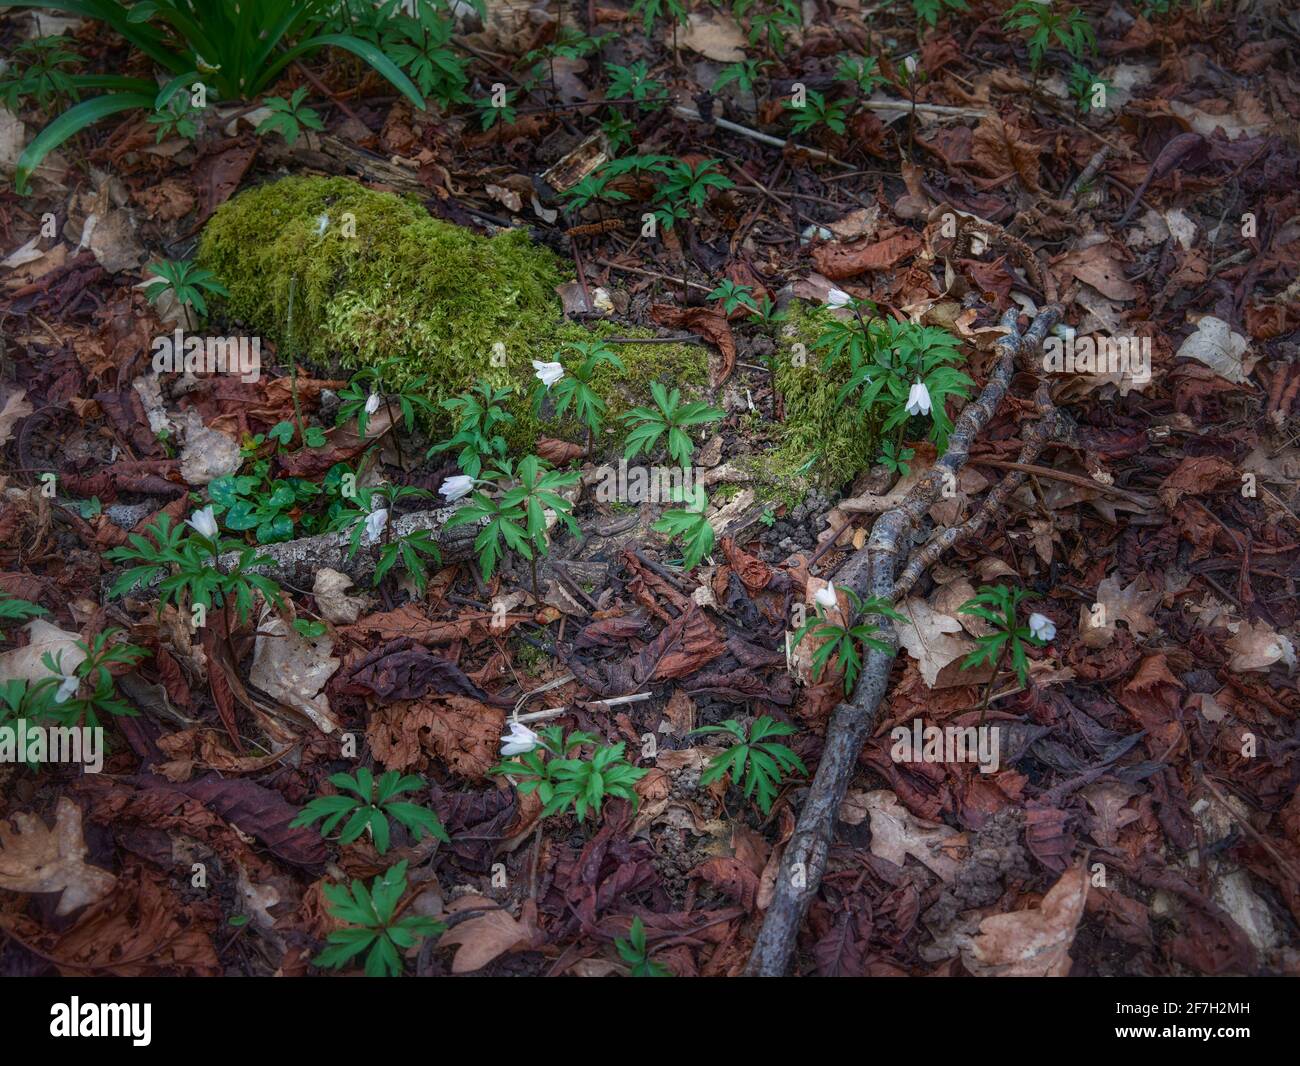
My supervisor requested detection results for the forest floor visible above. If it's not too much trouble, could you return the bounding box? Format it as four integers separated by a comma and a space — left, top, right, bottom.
0, 0, 1298, 978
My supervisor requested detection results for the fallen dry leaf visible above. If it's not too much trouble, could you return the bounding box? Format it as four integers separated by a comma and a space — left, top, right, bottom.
248, 612, 341, 733
0, 798, 117, 916
961, 861, 1089, 976
438, 896, 542, 973
0, 387, 33, 447
859, 790, 961, 881
1176, 315, 1255, 384
1225, 619, 1296, 673
312, 568, 370, 624
0, 618, 85, 684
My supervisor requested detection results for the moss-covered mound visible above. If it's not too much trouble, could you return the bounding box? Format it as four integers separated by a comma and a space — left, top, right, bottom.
198, 176, 706, 446
745, 302, 875, 494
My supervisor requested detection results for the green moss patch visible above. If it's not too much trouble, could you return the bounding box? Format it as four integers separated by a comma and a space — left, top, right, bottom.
198, 176, 705, 449
745, 301, 874, 496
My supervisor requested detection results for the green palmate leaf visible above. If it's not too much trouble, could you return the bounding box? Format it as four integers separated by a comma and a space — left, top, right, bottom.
691, 716, 805, 815
316, 860, 443, 977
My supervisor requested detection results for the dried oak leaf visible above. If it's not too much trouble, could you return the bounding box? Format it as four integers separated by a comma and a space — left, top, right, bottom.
1051, 241, 1138, 301
691, 856, 760, 911
0, 860, 219, 976
341, 606, 475, 646
341, 639, 494, 703
1225, 619, 1296, 673
961, 861, 1089, 977
1093, 573, 1161, 640
159, 774, 328, 867
536, 437, 587, 465
861, 790, 961, 881
650, 304, 737, 386
633, 603, 726, 683
0, 798, 117, 916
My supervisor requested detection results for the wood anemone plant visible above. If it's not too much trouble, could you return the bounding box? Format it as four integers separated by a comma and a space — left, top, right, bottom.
747, 223, 1074, 974
10, 0, 424, 193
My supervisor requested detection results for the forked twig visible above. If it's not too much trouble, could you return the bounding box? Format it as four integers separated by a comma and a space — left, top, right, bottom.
746, 303, 1065, 975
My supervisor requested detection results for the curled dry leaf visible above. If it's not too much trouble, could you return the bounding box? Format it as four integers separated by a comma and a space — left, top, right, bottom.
0, 618, 85, 684
1157, 455, 1238, 511
1225, 619, 1296, 673
0, 387, 33, 447
679, 11, 746, 62
437, 896, 542, 973
0, 797, 117, 916
960, 861, 1089, 977
859, 790, 961, 882
895, 596, 984, 689
312, 567, 370, 624
1175, 315, 1255, 384
248, 612, 341, 733
178, 409, 242, 486
811, 230, 921, 281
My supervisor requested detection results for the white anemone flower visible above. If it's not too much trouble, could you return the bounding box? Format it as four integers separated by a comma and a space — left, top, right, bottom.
532, 360, 564, 388
905, 381, 932, 417
186, 506, 219, 540
814, 583, 839, 609
439, 475, 475, 502
1028, 613, 1056, 643
363, 507, 389, 545
825, 288, 853, 309
53, 673, 80, 705
500, 721, 540, 757
364, 391, 382, 416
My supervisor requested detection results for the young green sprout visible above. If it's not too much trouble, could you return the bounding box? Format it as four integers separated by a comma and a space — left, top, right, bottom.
794, 584, 905, 694
490, 725, 647, 823
956, 584, 1055, 723
143, 260, 230, 321
315, 860, 442, 978
291, 768, 448, 855
615, 916, 670, 977
531, 341, 623, 455
622, 382, 725, 467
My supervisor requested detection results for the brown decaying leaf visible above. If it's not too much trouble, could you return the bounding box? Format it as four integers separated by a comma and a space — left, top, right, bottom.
969, 116, 1041, 191
437, 897, 544, 973
811, 229, 921, 280
650, 304, 737, 386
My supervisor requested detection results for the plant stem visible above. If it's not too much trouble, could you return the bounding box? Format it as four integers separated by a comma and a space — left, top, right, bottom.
977, 643, 1007, 728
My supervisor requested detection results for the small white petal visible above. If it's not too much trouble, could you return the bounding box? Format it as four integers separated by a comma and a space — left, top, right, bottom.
186, 506, 220, 540
364, 391, 382, 415
532, 360, 564, 387
439, 475, 475, 502
825, 288, 853, 309
54, 674, 79, 704
1028, 613, 1056, 642
499, 721, 540, 756
905, 381, 932, 417
363, 508, 389, 545
814, 583, 838, 609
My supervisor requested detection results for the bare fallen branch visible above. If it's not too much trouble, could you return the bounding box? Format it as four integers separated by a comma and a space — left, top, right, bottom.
746, 303, 1064, 976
